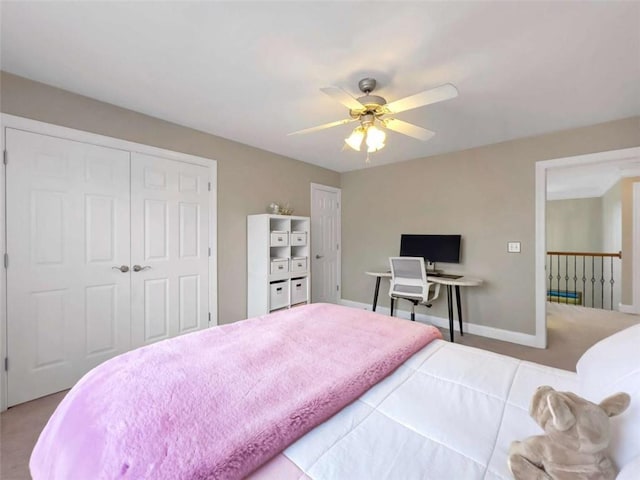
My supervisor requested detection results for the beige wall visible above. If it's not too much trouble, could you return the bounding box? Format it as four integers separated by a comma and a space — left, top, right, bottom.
0, 72, 340, 324
547, 198, 603, 252
2, 71, 639, 335
602, 181, 623, 308
621, 176, 640, 305
342, 117, 640, 335
602, 181, 622, 254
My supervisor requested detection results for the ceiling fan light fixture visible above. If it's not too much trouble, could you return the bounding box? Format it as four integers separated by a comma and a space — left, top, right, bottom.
365, 124, 386, 152
345, 126, 365, 151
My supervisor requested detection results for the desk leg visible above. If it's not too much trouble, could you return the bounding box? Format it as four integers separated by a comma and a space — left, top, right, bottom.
455, 285, 464, 336
446, 285, 454, 342
372, 276, 381, 312
390, 297, 395, 316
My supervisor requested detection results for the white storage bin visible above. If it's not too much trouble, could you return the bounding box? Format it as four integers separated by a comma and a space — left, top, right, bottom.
270, 231, 288, 246
269, 281, 289, 310
290, 277, 308, 305
290, 231, 307, 246
270, 258, 289, 274
290, 256, 307, 273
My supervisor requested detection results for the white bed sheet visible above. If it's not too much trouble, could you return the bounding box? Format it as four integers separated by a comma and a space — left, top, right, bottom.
283, 339, 578, 480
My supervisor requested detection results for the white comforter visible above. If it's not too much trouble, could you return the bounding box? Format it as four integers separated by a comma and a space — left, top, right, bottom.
283, 339, 578, 480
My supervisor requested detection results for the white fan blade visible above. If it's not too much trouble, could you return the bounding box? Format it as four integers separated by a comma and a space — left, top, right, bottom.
383, 118, 435, 141
288, 118, 356, 136
385, 83, 458, 114
320, 86, 365, 111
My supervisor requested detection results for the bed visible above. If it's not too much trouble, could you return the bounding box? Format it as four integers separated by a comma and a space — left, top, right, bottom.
30, 303, 640, 479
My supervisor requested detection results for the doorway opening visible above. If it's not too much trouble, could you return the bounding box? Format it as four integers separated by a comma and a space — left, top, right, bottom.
535, 147, 640, 349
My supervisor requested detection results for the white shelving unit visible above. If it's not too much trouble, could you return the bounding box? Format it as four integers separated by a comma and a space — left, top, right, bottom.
247, 214, 311, 317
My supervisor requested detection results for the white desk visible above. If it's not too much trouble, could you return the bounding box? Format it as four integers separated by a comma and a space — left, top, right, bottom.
365, 271, 483, 342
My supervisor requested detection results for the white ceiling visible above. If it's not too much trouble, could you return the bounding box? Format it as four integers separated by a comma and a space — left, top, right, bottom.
1, 1, 639, 172
547, 155, 640, 201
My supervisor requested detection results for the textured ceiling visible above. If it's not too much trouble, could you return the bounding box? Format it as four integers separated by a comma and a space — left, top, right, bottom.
1, 1, 639, 172
547, 155, 640, 201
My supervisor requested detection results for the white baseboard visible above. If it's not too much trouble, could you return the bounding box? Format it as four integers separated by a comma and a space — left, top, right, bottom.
339, 299, 542, 348
618, 303, 639, 314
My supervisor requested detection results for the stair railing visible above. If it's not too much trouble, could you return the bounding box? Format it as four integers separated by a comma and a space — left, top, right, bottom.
546, 251, 622, 310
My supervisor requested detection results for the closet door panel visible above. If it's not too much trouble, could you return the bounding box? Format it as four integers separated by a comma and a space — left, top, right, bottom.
130, 153, 210, 347
6, 129, 131, 406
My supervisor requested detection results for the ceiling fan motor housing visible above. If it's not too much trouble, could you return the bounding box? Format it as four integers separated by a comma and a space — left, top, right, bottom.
352, 78, 387, 117
358, 78, 377, 94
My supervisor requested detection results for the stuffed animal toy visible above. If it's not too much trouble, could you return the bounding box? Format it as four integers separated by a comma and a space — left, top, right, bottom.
508, 386, 630, 480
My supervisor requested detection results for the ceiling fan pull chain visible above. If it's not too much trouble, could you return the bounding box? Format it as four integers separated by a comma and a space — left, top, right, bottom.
365, 152, 371, 165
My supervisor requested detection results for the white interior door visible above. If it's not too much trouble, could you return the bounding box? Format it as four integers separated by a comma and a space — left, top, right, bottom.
130, 153, 210, 347
6, 129, 131, 406
311, 184, 341, 303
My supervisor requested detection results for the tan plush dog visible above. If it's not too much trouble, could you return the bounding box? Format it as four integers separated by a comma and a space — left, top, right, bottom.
508, 386, 630, 480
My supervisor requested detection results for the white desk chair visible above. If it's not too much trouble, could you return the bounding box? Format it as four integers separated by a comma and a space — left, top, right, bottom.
388, 257, 441, 321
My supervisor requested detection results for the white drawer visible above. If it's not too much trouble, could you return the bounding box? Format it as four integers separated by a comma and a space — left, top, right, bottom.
269, 281, 289, 310
270, 231, 289, 246
290, 277, 308, 305
290, 256, 307, 273
290, 231, 307, 246
270, 258, 289, 274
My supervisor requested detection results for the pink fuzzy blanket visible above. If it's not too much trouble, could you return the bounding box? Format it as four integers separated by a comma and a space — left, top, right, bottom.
30, 303, 441, 479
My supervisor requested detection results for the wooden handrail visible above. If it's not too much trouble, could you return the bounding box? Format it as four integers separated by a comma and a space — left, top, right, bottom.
546, 251, 622, 258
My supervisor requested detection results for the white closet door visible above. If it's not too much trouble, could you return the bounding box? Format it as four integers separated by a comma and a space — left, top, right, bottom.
6, 129, 131, 406
130, 153, 210, 347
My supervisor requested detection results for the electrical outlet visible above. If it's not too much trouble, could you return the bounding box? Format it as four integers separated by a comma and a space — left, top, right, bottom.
508, 241, 521, 253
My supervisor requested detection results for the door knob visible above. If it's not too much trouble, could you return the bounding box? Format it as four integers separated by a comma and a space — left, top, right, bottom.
133, 265, 152, 272
112, 265, 129, 273
315, 254, 323, 259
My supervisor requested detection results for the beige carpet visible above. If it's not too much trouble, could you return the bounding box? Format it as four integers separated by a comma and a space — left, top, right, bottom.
2, 303, 638, 479
451, 302, 639, 371
0, 390, 67, 480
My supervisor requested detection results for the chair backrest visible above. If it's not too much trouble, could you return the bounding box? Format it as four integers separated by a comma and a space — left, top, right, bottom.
389, 257, 428, 298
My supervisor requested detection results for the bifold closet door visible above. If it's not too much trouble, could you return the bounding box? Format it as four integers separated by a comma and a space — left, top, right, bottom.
130, 153, 210, 347
6, 129, 131, 406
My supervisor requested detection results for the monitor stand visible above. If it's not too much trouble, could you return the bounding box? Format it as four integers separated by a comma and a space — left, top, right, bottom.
426, 262, 443, 275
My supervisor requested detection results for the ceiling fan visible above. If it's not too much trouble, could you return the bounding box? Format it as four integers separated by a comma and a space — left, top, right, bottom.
288, 78, 458, 157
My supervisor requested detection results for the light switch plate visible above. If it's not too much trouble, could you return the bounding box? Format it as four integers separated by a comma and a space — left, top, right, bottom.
508, 241, 521, 253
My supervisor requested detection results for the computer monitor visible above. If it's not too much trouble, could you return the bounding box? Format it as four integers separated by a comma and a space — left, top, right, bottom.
399, 234, 462, 264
